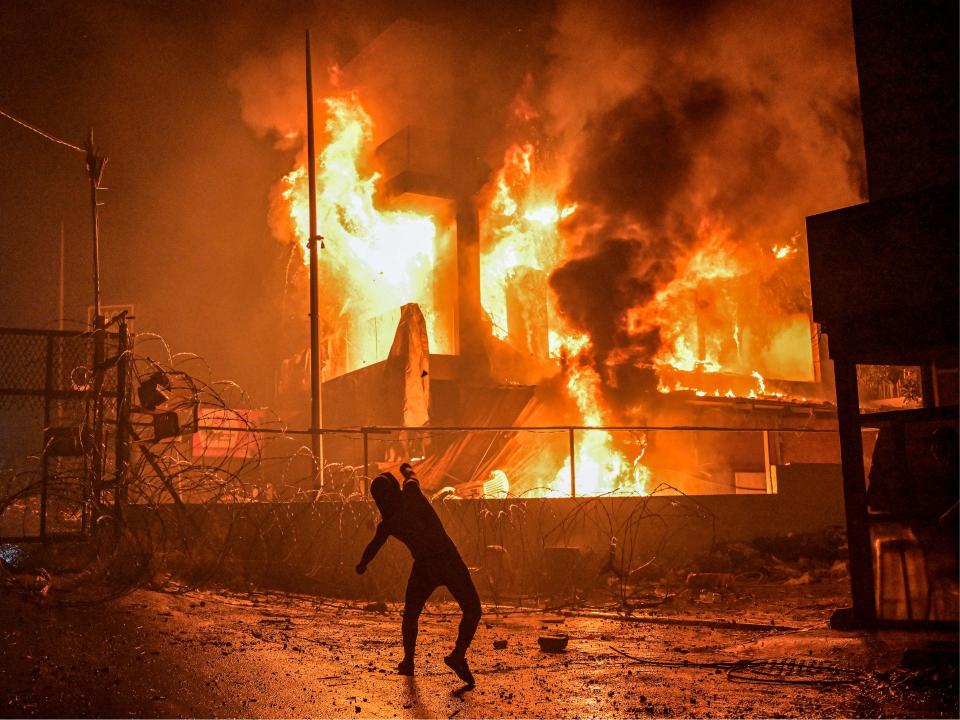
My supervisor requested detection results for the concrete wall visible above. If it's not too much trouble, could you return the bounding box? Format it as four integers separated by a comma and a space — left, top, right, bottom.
126, 463, 844, 600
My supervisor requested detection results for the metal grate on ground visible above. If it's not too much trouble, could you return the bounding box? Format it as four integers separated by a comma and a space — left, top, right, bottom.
728, 658, 862, 685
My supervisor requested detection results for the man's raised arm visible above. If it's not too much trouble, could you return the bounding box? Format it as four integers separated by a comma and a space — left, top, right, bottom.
356, 521, 390, 574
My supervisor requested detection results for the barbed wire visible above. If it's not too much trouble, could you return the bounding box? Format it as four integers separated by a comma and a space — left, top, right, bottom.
0, 332, 839, 614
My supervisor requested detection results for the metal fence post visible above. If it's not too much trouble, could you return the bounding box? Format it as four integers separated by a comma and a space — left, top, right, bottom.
362, 428, 370, 498
568, 427, 576, 498
91, 317, 105, 509
114, 318, 130, 538
39, 334, 54, 542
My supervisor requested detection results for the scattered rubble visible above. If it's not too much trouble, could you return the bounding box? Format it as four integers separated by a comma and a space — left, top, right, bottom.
685, 527, 848, 583
538, 634, 569, 652
2, 582, 957, 719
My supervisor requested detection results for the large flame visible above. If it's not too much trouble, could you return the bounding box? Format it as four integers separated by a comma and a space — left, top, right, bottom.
638, 222, 746, 375
480, 143, 575, 347
637, 217, 815, 394
550, 363, 651, 497
280, 96, 450, 376
479, 142, 648, 496
476, 139, 816, 495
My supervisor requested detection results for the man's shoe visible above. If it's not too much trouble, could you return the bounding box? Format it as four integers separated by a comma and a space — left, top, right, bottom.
443, 654, 475, 687
397, 658, 415, 676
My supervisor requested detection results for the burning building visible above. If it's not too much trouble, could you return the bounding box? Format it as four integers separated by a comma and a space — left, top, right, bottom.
263, 5, 864, 499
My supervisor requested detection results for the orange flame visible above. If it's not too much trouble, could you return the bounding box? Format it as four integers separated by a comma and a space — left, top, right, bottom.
280, 96, 451, 375
633, 219, 815, 388
274, 94, 820, 496
548, 363, 651, 497
480, 142, 575, 347
480, 142, 649, 496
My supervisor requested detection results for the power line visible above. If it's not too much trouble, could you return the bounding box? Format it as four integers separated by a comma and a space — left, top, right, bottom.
0, 106, 84, 153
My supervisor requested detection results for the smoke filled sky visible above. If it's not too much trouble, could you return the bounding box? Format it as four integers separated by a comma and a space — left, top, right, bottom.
0, 0, 863, 402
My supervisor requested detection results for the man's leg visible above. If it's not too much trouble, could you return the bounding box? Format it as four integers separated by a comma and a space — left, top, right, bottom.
442, 558, 481, 686
445, 559, 482, 657
400, 562, 437, 674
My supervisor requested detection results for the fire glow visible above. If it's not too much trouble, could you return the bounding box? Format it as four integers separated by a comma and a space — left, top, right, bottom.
280, 96, 450, 375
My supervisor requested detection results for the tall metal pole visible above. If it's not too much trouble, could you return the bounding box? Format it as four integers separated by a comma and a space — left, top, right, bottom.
305, 30, 324, 491
85, 129, 107, 511
58, 220, 65, 331
85, 128, 105, 325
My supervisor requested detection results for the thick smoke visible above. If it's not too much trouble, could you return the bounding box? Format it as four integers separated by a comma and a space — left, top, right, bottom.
569, 84, 729, 235
542, 0, 865, 400
550, 237, 669, 363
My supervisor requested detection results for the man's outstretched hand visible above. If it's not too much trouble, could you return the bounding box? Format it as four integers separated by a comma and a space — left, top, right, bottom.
355, 562, 367, 575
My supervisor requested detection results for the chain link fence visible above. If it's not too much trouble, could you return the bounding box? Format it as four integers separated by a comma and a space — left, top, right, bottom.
0, 326, 127, 541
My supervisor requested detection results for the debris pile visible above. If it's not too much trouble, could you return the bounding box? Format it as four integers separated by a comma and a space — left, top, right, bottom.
686, 526, 849, 584
855, 645, 960, 717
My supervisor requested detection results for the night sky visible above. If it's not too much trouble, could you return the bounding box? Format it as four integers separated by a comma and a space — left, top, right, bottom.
2, 1, 333, 401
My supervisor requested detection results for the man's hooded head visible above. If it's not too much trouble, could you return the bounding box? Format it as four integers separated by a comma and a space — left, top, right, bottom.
370, 472, 401, 518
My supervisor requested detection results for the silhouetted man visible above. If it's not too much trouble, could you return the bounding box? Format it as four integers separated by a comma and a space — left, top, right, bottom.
356, 463, 481, 686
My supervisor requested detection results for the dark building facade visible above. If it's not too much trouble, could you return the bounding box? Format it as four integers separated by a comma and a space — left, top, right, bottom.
806, 0, 959, 627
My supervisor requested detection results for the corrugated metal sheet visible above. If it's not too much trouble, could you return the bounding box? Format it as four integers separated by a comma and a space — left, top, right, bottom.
415, 385, 569, 495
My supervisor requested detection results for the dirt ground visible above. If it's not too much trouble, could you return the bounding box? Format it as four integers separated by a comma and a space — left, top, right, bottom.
1, 577, 957, 719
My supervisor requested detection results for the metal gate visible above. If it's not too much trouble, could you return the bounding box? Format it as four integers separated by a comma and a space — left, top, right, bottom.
0, 319, 130, 542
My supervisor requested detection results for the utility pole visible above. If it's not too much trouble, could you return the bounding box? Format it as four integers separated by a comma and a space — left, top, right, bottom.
58, 220, 65, 331
85, 129, 107, 509
86, 129, 106, 325
305, 30, 325, 491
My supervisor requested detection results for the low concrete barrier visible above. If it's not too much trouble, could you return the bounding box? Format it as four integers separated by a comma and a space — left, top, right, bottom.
125, 463, 844, 599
